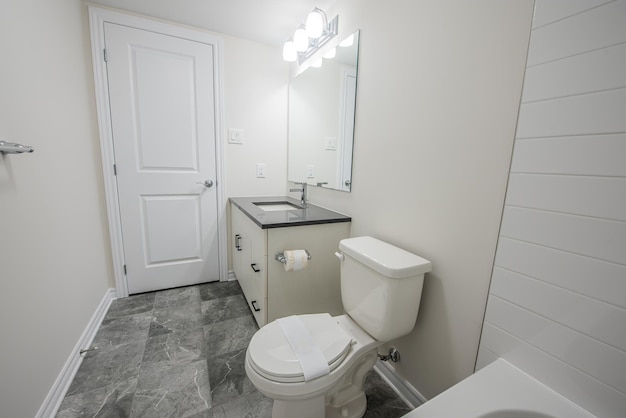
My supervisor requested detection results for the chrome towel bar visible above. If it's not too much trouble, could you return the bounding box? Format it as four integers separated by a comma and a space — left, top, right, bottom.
0, 141, 34, 154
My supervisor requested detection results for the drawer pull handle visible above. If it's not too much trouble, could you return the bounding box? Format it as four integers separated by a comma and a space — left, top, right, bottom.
251, 300, 261, 312
251, 263, 260, 273
235, 234, 242, 251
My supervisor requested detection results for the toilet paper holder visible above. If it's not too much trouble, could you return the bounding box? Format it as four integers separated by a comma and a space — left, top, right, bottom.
275, 249, 312, 264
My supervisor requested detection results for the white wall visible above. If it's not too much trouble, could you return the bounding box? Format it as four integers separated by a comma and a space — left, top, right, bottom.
0, 1, 288, 416
298, 0, 535, 399
223, 36, 289, 197
477, 1, 626, 417
222, 34, 289, 271
0, 1, 113, 417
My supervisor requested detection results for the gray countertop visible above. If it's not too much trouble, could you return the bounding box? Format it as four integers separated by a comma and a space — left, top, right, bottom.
229, 196, 351, 229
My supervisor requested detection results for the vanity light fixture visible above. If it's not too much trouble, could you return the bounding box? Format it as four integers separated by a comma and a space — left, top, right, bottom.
293, 25, 309, 52
305, 7, 326, 38
282, 38, 297, 62
282, 7, 339, 65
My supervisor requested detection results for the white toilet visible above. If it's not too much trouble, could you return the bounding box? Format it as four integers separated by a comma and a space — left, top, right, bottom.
245, 236, 432, 418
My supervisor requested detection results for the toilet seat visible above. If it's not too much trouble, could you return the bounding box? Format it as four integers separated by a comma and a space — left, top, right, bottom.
248, 313, 353, 383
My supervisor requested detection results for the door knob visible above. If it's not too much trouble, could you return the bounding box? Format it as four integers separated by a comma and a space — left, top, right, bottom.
197, 179, 214, 188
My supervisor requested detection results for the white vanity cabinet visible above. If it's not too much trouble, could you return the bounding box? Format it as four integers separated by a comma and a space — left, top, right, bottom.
230, 200, 350, 328
231, 205, 267, 326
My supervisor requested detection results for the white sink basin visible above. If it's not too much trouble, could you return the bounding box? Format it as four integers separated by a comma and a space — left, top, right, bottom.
254, 202, 301, 212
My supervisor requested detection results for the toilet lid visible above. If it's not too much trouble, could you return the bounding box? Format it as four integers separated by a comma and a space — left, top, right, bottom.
248, 313, 353, 383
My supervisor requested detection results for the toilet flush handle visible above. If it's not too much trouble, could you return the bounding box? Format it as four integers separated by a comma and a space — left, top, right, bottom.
335, 252, 344, 261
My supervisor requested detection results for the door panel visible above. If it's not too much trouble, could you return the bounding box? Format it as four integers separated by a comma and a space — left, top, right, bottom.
141, 195, 202, 264
105, 22, 220, 294
133, 46, 198, 170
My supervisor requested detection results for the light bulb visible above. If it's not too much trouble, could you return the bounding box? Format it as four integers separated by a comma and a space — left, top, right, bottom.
293, 27, 309, 52
306, 9, 325, 39
323, 47, 336, 59
339, 34, 354, 47
282, 40, 296, 62
310, 58, 322, 68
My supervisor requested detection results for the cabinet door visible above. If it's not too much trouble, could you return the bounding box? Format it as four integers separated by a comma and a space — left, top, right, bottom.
267, 222, 350, 322
230, 204, 267, 327
231, 206, 249, 295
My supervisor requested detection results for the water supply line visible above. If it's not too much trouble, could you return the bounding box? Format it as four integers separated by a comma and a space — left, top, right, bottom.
378, 347, 400, 362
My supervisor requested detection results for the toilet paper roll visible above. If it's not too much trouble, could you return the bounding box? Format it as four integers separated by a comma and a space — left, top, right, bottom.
283, 250, 309, 272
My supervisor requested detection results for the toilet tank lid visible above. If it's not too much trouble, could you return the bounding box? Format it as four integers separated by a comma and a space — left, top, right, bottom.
339, 236, 432, 278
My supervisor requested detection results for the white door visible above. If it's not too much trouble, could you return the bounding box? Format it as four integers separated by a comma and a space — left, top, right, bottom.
105, 22, 220, 294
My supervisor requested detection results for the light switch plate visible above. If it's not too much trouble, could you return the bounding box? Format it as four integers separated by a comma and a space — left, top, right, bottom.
256, 163, 266, 178
306, 164, 315, 178
325, 137, 337, 150
228, 128, 244, 144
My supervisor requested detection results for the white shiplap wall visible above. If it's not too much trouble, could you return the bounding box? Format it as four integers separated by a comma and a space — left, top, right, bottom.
477, 1, 626, 417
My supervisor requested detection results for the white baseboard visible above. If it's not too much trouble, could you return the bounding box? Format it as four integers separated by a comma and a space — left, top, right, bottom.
374, 360, 428, 409
227, 269, 237, 281
36, 288, 117, 418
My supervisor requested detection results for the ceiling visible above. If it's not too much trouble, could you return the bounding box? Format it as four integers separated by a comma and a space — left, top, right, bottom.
89, 0, 337, 47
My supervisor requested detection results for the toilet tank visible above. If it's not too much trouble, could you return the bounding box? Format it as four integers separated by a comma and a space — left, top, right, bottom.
338, 236, 432, 342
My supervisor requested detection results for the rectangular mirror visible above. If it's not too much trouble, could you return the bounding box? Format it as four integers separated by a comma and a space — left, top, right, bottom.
288, 31, 360, 192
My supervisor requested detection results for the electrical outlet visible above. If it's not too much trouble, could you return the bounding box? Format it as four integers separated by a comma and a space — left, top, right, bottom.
228, 128, 244, 144
256, 163, 266, 178
306, 164, 315, 178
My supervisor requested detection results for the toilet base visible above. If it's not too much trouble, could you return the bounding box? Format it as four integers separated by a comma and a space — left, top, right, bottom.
272, 396, 325, 418
268, 349, 378, 418
326, 349, 377, 418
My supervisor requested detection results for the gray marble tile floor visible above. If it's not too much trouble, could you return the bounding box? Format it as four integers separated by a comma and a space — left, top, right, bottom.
56, 281, 413, 417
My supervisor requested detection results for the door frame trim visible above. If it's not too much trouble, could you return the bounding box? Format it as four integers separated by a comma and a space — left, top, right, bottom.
88, 6, 228, 297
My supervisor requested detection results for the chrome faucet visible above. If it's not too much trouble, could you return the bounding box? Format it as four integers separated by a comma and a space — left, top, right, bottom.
289, 182, 308, 208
